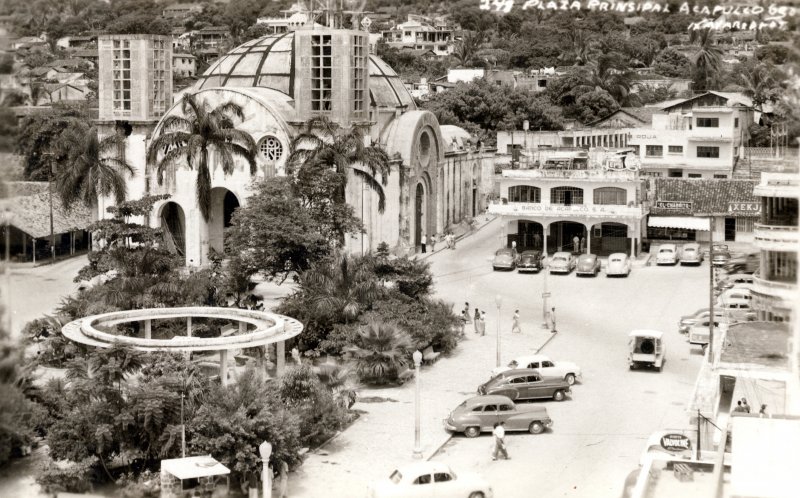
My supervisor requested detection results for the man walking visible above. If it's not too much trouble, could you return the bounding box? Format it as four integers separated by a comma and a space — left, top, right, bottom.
550, 307, 557, 333
477, 311, 487, 336
492, 422, 509, 460
572, 235, 580, 253
512, 309, 521, 334
421, 232, 427, 253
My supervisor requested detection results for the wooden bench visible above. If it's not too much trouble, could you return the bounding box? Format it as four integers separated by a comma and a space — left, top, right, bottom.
673, 463, 694, 482
422, 346, 441, 364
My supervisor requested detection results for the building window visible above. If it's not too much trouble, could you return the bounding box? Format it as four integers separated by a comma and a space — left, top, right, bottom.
593, 187, 627, 205
668, 169, 683, 177
551, 186, 584, 205
508, 185, 540, 203
764, 250, 797, 282
352, 35, 366, 117
538, 79, 547, 87
696, 117, 719, 127
734, 117, 739, 128
688, 173, 702, 178
697, 146, 720, 158
714, 174, 728, 179
311, 35, 332, 112
668, 145, 683, 154
645, 145, 663, 157
112, 39, 131, 113
258, 136, 283, 161
735, 218, 753, 233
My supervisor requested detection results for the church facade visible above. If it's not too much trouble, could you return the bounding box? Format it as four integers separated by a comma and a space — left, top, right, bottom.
96, 30, 494, 266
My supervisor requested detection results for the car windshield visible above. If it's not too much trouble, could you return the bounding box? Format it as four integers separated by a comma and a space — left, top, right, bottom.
389, 470, 402, 484
685, 248, 695, 252
659, 249, 673, 253
553, 257, 566, 262
496, 249, 513, 256
611, 257, 622, 262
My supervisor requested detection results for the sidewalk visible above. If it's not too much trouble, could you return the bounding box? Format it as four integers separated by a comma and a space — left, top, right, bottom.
419, 214, 498, 259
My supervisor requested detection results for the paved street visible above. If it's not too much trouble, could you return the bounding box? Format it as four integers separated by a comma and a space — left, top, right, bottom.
428, 218, 708, 498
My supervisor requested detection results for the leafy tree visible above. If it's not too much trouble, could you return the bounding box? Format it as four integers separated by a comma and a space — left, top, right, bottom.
653, 48, 693, 78
738, 62, 783, 111
690, 28, 723, 91
635, 84, 678, 105
147, 93, 257, 221
755, 45, 792, 65
575, 89, 620, 124
344, 321, 413, 385
55, 127, 134, 211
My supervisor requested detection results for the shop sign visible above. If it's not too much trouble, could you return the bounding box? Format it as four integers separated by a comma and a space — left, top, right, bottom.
660, 434, 692, 452
655, 200, 692, 210
729, 202, 761, 214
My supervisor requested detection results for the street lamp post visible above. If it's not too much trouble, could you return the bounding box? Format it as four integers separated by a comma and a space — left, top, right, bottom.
2, 207, 12, 337
495, 294, 502, 367
43, 152, 56, 265
259, 441, 273, 498
541, 256, 550, 328
412, 350, 423, 459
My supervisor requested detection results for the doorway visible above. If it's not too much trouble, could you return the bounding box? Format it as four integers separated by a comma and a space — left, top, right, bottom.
724, 217, 736, 241
414, 183, 425, 248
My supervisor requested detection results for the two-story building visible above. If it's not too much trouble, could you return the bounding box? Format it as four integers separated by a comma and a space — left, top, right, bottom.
381, 17, 454, 57
751, 172, 798, 323
627, 92, 754, 179
488, 149, 648, 256
172, 53, 197, 77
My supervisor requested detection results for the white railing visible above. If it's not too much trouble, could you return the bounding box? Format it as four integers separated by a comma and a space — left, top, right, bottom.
753, 223, 799, 250
752, 274, 798, 302
500, 168, 637, 181
488, 201, 647, 218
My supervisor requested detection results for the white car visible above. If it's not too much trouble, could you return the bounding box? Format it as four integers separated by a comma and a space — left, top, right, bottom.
491, 354, 582, 385
655, 244, 679, 265
606, 252, 631, 277
716, 287, 752, 305
369, 462, 493, 498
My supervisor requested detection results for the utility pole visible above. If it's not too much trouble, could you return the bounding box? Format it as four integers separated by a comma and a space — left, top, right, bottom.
708, 216, 714, 364
45, 152, 56, 265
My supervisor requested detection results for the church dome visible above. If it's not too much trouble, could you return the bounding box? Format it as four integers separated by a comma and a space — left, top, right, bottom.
193, 31, 416, 110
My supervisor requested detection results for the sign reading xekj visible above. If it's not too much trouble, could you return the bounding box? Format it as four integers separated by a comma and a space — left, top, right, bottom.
655, 200, 692, 210
729, 202, 761, 214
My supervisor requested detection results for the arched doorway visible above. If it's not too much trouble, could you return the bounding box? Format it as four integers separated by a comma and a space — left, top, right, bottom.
548, 221, 587, 254
510, 220, 544, 251
209, 188, 240, 254
160, 202, 186, 262
414, 182, 425, 248
590, 222, 630, 256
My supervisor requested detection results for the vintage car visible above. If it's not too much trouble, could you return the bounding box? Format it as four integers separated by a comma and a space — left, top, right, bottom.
710, 243, 731, 267
725, 252, 759, 274
678, 308, 726, 334
715, 273, 755, 294
368, 462, 493, 498
716, 287, 752, 305
717, 297, 755, 321
443, 395, 553, 437
576, 253, 601, 276
688, 319, 728, 353
549, 251, 576, 274
655, 244, 679, 265
491, 354, 582, 385
517, 250, 544, 273
628, 330, 666, 371
492, 248, 518, 271
680, 243, 703, 265
606, 252, 631, 277
478, 369, 571, 401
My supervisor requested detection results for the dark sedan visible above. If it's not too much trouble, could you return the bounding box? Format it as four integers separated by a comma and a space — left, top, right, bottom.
477, 369, 571, 402
575, 253, 601, 276
710, 243, 730, 267
517, 250, 544, 273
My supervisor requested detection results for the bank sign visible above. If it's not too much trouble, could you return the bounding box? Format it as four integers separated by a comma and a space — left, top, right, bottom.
655, 200, 692, 210
729, 202, 761, 215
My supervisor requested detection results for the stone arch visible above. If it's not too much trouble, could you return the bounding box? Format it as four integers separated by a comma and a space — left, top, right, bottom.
208, 187, 241, 254
412, 173, 434, 249
548, 220, 589, 254
159, 201, 186, 263
589, 221, 632, 256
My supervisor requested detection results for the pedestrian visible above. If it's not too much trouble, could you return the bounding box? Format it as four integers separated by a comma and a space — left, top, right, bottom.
462, 302, 472, 323
477, 311, 487, 336
473, 308, 480, 334
572, 235, 579, 253
580, 236, 585, 253
451, 232, 457, 249
492, 422, 509, 460
421, 232, 427, 253
533, 232, 541, 250
512, 309, 521, 334
741, 397, 751, 413
430, 233, 436, 252
759, 404, 767, 416
511, 240, 517, 250
277, 460, 289, 498
550, 307, 557, 333
733, 401, 745, 413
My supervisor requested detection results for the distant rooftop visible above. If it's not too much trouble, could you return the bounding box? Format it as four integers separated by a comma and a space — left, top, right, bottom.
720, 321, 790, 370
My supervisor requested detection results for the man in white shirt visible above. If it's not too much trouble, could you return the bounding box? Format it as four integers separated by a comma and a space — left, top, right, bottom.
492, 422, 509, 460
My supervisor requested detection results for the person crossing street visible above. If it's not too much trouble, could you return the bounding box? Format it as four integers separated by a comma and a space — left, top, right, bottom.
492, 422, 509, 460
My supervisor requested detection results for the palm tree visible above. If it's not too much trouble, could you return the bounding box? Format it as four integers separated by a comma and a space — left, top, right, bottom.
300, 253, 383, 323
739, 64, 778, 111
576, 55, 640, 107
285, 116, 390, 242
344, 321, 413, 385
55, 127, 134, 211
565, 30, 595, 66
147, 93, 257, 221
453, 31, 483, 67
690, 28, 722, 92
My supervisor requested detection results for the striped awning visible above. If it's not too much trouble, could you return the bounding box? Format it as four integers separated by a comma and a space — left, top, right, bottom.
648, 216, 710, 231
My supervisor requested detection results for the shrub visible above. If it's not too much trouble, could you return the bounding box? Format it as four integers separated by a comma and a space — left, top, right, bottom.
344, 322, 413, 385
36, 456, 98, 495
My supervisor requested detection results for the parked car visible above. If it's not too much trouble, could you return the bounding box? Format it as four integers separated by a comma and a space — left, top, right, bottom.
368, 462, 493, 498
491, 354, 582, 385
576, 253, 601, 276
492, 248, 518, 271
715, 273, 755, 293
717, 297, 756, 321
678, 308, 726, 334
549, 251, 576, 274
725, 252, 759, 274
655, 244, 679, 265
478, 369, 571, 401
716, 287, 752, 305
628, 330, 666, 371
443, 395, 553, 437
517, 250, 544, 273
710, 243, 730, 267
688, 319, 727, 353
680, 243, 703, 265
606, 252, 631, 277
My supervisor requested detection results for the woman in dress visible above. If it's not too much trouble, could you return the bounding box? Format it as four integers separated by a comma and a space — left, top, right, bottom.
512, 309, 521, 334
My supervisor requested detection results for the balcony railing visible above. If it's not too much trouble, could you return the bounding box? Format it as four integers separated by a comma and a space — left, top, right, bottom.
753, 223, 799, 250
488, 201, 647, 218
500, 168, 637, 181
751, 273, 798, 302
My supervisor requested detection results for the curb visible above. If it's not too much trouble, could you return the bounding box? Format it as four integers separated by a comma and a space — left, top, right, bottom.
427, 328, 558, 461
420, 216, 498, 260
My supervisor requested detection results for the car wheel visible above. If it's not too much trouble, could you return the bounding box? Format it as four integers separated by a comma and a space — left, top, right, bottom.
553, 389, 565, 401
464, 426, 480, 438
529, 421, 544, 434
469, 492, 485, 498
629, 363, 636, 370
565, 373, 576, 385
702, 344, 708, 355
492, 267, 497, 271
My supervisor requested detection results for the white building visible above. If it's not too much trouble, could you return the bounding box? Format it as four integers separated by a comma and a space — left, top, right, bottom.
381, 17, 455, 57
172, 53, 196, 77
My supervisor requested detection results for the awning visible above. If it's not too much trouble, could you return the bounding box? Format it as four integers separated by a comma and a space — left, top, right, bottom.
647, 216, 710, 231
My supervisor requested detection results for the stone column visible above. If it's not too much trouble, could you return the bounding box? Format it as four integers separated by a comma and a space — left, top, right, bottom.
276, 341, 285, 376
587, 229, 592, 254
220, 349, 229, 387
144, 319, 152, 339
239, 321, 246, 334
543, 225, 549, 255
187, 317, 192, 337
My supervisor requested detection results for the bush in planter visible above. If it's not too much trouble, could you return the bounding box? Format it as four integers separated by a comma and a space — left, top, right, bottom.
344, 321, 413, 385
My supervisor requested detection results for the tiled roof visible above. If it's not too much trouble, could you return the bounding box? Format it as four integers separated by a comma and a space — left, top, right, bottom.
0, 182, 92, 238
720, 322, 790, 370
650, 178, 759, 216
620, 107, 658, 123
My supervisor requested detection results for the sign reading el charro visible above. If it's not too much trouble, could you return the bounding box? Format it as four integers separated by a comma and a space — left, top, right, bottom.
656, 200, 692, 210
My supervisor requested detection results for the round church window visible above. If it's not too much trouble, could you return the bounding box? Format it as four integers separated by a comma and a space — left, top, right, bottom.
418, 130, 431, 167
259, 136, 283, 161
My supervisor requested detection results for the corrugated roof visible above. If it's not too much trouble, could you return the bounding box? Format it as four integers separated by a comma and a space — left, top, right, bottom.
650, 178, 759, 216
0, 183, 91, 238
